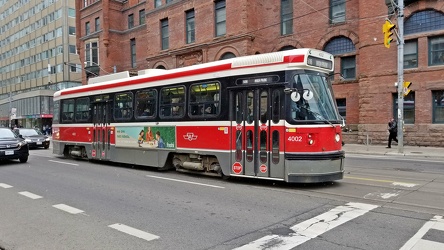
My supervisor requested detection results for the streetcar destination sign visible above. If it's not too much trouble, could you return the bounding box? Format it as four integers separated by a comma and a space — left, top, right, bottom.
307, 56, 332, 70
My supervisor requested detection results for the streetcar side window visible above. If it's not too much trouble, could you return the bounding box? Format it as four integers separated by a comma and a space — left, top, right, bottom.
189, 82, 220, 117
135, 89, 157, 120
75, 97, 90, 122
53, 100, 60, 124
160, 86, 185, 118
272, 89, 281, 124
114, 92, 133, 120
61, 99, 75, 123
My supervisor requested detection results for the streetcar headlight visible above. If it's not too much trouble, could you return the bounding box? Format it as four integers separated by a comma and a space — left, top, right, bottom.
335, 133, 340, 143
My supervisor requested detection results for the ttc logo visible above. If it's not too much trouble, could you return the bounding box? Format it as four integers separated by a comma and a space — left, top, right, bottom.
183, 133, 198, 141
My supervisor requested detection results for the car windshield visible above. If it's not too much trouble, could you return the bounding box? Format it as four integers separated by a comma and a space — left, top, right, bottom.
19, 129, 42, 136
0, 129, 17, 138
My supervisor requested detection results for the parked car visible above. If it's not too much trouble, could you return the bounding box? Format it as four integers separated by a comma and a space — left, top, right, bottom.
13, 128, 50, 149
0, 127, 29, 163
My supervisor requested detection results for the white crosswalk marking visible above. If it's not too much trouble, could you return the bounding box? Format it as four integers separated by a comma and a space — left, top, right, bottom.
0, 183, 13, 188
400, 215, 444, 250
53, 204, 84, 214
234, 202, 378, 250
18, 191, 42, 199
109, 223, 160, 242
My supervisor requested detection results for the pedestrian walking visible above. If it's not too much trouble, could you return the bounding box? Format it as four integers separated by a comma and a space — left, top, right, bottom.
387, 117, 398, 148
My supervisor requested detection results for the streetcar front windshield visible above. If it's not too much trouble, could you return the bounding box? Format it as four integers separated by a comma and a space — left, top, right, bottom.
288, 72, 340, 122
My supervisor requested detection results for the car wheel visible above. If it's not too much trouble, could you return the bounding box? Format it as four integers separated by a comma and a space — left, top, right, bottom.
19, 156, 28, 163
44, 145, 49, 149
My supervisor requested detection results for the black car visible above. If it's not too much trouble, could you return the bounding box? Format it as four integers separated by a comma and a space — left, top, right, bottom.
13, 128, 50, 149
0, 128, 29, 163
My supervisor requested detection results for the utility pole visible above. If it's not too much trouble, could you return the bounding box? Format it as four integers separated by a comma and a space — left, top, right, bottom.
9, 91, 12, 128
397, 0, 404, 154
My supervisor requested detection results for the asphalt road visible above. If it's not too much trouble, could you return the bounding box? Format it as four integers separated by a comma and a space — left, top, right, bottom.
0, 149, 443, 250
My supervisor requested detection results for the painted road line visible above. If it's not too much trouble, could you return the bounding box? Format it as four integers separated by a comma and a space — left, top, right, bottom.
109, 223, 160, 242
400, 215, 444, 250
234, 202, 378, 250
49, 160, 79, 166
146, 175, 225, 189
0, 183, 13, 188
18, 191, 43, 199
345, 176, 417, 187
364, 190, 402, 200
53, 204, 84, 214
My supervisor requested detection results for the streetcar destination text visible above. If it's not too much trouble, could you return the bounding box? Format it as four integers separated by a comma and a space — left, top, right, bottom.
307, 56, 332, 70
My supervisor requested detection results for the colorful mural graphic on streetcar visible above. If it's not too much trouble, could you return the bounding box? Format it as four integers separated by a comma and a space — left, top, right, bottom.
115, 126, 176, 149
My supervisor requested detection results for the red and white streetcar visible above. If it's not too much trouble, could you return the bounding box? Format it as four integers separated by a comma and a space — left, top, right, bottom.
53, 48, 344, 183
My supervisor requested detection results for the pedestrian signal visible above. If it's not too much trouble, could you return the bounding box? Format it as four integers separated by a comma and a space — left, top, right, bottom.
403, 81, 412, 96
383, 20, 396, 48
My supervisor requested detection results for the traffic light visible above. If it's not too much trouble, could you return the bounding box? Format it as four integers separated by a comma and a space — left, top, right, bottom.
403, 81, 412, 96
383, 20, 396, 48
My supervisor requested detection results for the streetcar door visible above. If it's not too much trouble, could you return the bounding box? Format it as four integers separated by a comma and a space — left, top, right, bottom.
92, 101, 112, 160
230, 88, 280, 178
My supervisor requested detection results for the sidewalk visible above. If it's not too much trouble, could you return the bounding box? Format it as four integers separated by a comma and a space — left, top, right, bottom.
343, 143, 444, 159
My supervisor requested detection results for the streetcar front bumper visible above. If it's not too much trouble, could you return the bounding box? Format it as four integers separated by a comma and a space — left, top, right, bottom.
284, 151, 345, 183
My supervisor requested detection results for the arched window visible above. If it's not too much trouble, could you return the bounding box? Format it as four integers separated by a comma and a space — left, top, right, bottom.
220, 52, 236, 60
405, 10, 444, 35
324, 36, 356, 80
278, 45, 296, 51
324, 36, 355, 55
156, 65, 166, 69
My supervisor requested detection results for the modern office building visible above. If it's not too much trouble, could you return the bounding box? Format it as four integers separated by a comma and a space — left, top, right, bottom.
0, 0, 82, 130
71, 0, 444, 146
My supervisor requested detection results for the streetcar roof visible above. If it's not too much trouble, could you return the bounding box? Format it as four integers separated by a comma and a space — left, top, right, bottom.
54, 48, 333, 100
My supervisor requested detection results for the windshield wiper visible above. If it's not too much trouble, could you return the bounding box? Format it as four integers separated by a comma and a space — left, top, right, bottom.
297, 104, 334, 127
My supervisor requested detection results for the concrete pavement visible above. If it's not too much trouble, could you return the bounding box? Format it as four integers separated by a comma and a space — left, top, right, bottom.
343, 142, 444, 159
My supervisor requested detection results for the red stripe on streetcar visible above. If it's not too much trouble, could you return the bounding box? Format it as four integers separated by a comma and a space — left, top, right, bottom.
283, 54, 305, 63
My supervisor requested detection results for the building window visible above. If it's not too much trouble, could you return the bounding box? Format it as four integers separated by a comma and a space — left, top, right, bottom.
139, 9, 145, 25
341, 56, 356, 80
330, 0, 345, 24
433, 90, 444, 123
429, 36, 444, 66
279, 45, 296, 51
155, 0, 162, 8
128, 14, 134, 29
336, 98, 346, 121
220, 52, 236, 60
161, 19, 169, 50
85, 22, 90, 35
281, 0, 293, 35
405, 10, 444, 35
324, 36, 356, 80
85, 41, 99, 67
69, 45, 77, 54
393, 93, 415, 124
95, 17, 100, 32
215, 0, 226, 37
404, 40, 418, 69
69, 26, 76, 35
70, 65, 81, 73
186, 9, 195, 44
166, 0, 173, 3
68, 8, 76, 18
130, 39, 136, 68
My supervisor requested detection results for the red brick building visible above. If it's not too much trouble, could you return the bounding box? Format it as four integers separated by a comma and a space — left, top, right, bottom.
77, 0, 444, 146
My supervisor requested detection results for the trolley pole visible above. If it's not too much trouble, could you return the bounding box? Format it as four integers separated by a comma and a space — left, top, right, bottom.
397, 0, 404, 154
